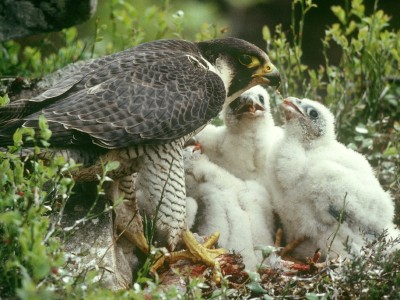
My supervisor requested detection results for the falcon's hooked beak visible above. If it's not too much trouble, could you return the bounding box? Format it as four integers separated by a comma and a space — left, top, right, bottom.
281, 97, 305, 120
252, 62, 281, 88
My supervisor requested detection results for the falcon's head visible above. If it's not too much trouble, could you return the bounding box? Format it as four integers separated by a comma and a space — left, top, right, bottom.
196, 38, 280, 104
224, 85, 271, 130
280, 97, 335, 144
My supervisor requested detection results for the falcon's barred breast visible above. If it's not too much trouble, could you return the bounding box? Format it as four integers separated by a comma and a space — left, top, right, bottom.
0, 38, 280, 259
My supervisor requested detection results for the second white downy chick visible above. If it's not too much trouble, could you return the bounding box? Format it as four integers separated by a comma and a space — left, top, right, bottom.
270, 97, 399, 260
184, 145, 275, 270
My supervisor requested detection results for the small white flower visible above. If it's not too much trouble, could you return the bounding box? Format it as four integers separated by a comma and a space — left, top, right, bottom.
173, 10, 184, 18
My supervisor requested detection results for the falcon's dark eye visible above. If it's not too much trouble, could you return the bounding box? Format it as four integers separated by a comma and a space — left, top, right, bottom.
258, 94, 264, 104
238, 54, 260, 68
239, 54, 252, 65
308, 108, 319, 119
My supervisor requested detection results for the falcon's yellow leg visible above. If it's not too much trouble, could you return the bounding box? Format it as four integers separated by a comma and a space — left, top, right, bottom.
114, 202, 167, 273
110, 175, 226, 272
107, 174, 167, 273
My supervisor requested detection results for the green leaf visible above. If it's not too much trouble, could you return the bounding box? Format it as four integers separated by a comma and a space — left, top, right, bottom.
355, 124, 368, 134
306, 293, 324, 300
247, 281, 268, 294
351, 0, 365, 18
345, 20, 358, 35
254, 245, 277, 258
30, 251, 51, 280
105, 161, 120, 172
0, 211, 23, 226
64, 27, 78, 43
0, 94, 10, 106
331, 6, 346, 25
13, 127, 35, 146
262, 25, 271, 42
247, 270, 261, 282
383, 146, 397, 157
361, 138, 373, 149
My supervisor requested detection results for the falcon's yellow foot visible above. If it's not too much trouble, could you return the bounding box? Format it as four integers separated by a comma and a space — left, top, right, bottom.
125, 229, 226, 275
184, 229, 227, 266
168, 229, 226, 266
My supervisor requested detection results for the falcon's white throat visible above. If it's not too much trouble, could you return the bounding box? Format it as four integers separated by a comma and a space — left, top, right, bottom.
200, 55, 234, 101
215, 57, 234, 93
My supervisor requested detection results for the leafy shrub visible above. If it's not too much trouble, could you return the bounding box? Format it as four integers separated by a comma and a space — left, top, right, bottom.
0, 28, 86, 79
0, 0, 225, 81
0, 116, 77, 298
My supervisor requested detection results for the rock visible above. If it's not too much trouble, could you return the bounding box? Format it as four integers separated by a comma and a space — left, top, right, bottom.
61, 184, 140, 290
0, 0, 97, 41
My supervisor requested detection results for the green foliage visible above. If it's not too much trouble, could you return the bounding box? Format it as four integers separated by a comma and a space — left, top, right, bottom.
0, 119, 77, 298
267, 0, 399, 122
265, 0, 399, 190
94, 0, 225, 52
334, 232, 400, 298
252, 232, 400, 299
323, 0, 399, 133
0, 94, 10, 106
94, 0, 183, 52
0, 118, 193, 299
0, 0, 225, 81
0, 28, 86, 78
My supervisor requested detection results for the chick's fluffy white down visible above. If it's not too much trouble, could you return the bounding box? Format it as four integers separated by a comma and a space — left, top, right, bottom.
184, 146, 274, 270
195, 85, 283, 183
270, 98, 399, 259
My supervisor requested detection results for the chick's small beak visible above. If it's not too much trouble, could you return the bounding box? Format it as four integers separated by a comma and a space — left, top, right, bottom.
253, 63, 280, 88
281, 98, 305, 120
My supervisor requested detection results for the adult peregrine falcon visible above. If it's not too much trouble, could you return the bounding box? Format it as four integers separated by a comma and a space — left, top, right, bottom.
0, 38, 280, 266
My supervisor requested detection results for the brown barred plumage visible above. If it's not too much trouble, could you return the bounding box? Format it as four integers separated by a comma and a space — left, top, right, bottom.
0, 38, 280, 253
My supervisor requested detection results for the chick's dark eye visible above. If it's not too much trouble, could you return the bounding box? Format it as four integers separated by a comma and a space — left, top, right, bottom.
258, 94, 264, 104
309, 109, 319, 119
239, 54, 253, 66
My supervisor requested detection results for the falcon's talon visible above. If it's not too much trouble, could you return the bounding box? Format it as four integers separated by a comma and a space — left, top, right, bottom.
274, 228, 283, 248
202, 231, 220, 248
182, 230, 226, 266
148, 230, 225, 268
193, 142, 203, 153
279, 237, 307, 258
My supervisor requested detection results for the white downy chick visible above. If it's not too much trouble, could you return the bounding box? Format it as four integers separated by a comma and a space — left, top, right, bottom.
195, 85, 283, 182
270, 97, 399, 260
184, 145, 274, 270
